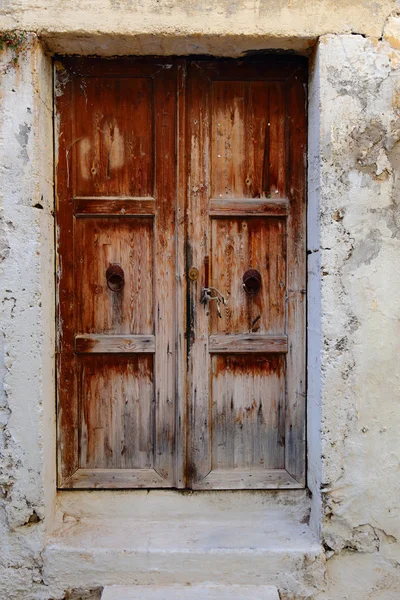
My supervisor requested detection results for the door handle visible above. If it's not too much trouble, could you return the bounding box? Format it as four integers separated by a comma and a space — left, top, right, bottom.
242, 269, 262, 295
106, 264, 125, 292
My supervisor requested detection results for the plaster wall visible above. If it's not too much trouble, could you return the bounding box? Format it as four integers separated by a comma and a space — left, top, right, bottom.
0, 0, 399, 55
0, 36, 55, 598
0, 4, 400, 599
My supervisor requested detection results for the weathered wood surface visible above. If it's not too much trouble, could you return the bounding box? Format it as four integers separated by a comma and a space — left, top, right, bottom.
209, 197, 289, 217
62, 468, 170, 489
75, 334, 155, 353
186, 58, 307, 489
74, 197, 156, 216
192, 468, 303, 490
56, 56, 307, 490
209, 334, 288, 354
78, 355, 154, 470
56, 59, 177, 488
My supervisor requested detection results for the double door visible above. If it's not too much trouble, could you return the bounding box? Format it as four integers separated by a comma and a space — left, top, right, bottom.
56, 57, 306, 489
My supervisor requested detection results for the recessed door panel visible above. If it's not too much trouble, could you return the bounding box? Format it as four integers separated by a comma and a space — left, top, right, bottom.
73, 76, 154, 197
210, 217, 286, 335
211, 354, 285, 472
78, 354, 154, 470
75, 217, 153, 335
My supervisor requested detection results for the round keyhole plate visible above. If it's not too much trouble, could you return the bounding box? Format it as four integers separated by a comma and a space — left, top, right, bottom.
188, 266, 199, 281
242, 269, 262, 295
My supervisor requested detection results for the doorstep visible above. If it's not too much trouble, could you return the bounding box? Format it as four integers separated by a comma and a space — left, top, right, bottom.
101, 584, 280, 600
43, 490, 324, 598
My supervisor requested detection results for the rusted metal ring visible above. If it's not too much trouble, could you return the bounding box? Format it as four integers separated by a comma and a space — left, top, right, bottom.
106, 264, 125, 292
242, 269, 262, 295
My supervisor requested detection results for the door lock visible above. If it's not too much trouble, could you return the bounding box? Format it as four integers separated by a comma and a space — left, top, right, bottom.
188, 266, 199, 281
200, 286, 227, 318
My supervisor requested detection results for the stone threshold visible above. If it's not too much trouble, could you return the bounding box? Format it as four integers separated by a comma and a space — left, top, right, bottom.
101, 584, 280, 599
42, 490, 323, 596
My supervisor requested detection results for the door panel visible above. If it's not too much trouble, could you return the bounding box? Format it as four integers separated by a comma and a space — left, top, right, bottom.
78, 354, 154, 470
211, 354, 285, 471
186, 59, 307, 489
75, 217, 153, 335
56, 56, 307, 490
73, 76, 154, 197
210, 218, 286, 335
56, 59, 176, 488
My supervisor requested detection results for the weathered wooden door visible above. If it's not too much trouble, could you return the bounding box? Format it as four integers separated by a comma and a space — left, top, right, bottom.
185, 59, 307, 489
56, 57, 306, 490
56, 59, 177, 488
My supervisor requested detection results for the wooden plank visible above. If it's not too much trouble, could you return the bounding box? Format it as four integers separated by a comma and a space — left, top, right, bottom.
55, 61, 78, 486
61, 56, 176, 78
285, 67, 307, 486
176, 59, 188, 488
153, 65, 177, 485
73, 76, 154, 198
61, 468, 170, 489
192, 469, 302, 490
211, 80, 246, 199
194, 57, 307, 82
209, 198, 289, 216
74, 197, 156, 216
268, 82, 287, 197
245, 82, 270, 199
185, 62, 212, 486
209, 334, 288, 353
75, 334, 155, 353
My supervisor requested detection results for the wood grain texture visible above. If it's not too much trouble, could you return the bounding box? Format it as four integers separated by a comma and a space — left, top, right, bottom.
285, 67, 307, 485
75, 335, 155, 353
192, 469, 302, 490
209, 334, 288, 354
210, 217, 286, 336
56, 59, 177, 489
153, 66, 177, 485
176, 59, 188, 488
185, 62, 213, 486
73, 76, 154, 197
78, 355, 154, 470
61, 468, 170, 489
74, 197, 156, 216
75, 217, 153, 335
209, 197, 289, 217
211, 355, 285, 471
186, 58, 307, 490
56, 62, 78, 486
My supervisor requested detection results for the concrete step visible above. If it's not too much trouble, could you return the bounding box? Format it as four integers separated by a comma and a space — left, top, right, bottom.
43, 491, 323, 598
101, 584, 280, 600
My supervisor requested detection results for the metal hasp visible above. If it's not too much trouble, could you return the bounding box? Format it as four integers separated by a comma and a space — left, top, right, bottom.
242, 269, 262, 295
106, 264, 125, 292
